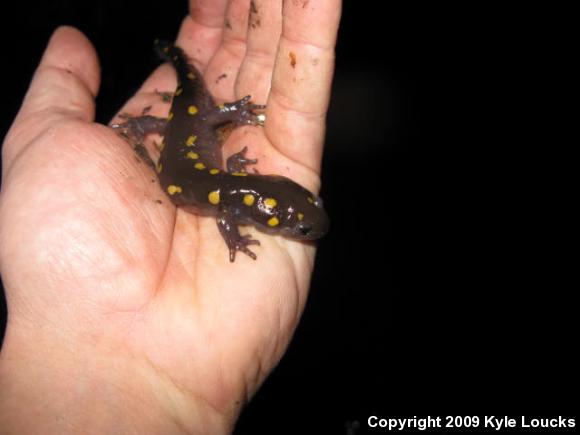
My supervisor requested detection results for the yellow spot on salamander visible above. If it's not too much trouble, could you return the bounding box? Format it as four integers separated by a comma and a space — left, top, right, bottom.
218, 103, 225, 110
208, 190, 220, 205
187, 72, 196, 80
298, 212, 304, 221
209, 168, 220, 175
167, 185, 182, 195
243, 194, 255, 206
307, 196, 314, 204
186, 135, 197, 146
231, 172, 248, 176
186, 151, 199, 160
264, 198, 278, 208
175, 87, 183, 96
167, 112, 174, 121
156, 162, 163, 174
188, 105, 199, 115
194, 162, 206, 170
267, 217, 280, 227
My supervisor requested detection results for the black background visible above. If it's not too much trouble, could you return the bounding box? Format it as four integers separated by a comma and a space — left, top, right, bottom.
0, 1, 576, 434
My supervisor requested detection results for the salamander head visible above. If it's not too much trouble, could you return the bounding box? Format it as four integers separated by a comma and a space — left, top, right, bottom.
283, 194, 329, 240
248, 178, 329, 240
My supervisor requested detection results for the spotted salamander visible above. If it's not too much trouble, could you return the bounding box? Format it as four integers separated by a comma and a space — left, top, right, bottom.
114, 42, 329, 261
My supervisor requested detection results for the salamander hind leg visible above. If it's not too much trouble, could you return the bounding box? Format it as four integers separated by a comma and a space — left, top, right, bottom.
111, 115, 168, 169
216, 206, 261, 262
206, 95, 266, 127
111, 115, 167, 144
226, 95, 266, 126
226, 146, 257, 173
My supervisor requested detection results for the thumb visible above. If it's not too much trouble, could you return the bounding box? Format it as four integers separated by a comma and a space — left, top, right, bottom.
3, 26, 100, 167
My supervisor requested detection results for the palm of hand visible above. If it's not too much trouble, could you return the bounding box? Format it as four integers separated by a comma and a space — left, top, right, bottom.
0, 1, 338, 421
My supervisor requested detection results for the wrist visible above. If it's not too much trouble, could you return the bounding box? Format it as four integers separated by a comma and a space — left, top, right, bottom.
0, 318, 233, 435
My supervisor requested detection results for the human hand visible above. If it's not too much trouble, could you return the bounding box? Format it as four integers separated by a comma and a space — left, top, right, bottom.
0, 1, 340, 434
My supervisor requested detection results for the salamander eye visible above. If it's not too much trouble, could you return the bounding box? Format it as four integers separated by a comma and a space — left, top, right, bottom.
298, 223, 313, 236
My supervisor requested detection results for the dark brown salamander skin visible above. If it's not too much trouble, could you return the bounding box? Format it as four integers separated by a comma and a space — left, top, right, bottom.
114, 43, 329, 261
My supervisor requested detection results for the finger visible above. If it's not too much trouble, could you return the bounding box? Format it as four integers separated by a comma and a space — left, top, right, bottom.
235, 0, 282, 103
178, 0, 230, 70
265, 0, 341, 173
3, 26, 100, 166
204, 0, 252, 101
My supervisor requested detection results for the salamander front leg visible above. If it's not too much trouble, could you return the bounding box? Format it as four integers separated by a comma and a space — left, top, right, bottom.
226, 146, 257, 173
216, 206, 260, 262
